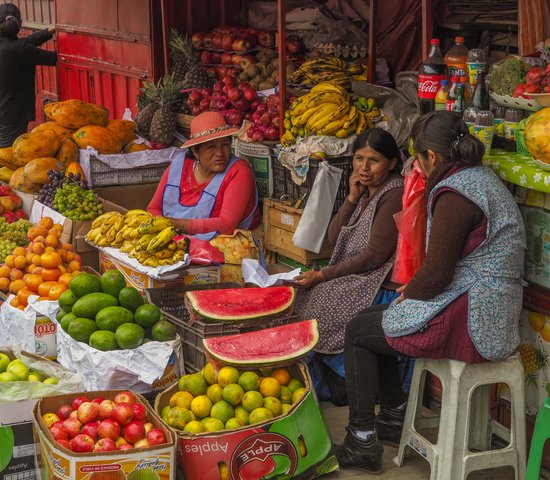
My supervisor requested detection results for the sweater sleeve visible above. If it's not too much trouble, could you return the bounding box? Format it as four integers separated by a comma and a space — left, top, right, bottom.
22, 41, 56, 66
403, 191, 484, 300
188, 161, 257, 235
25, 29, 53, 46
327, 199, 359, 246
321, 187, 403, 281
146, 167, 170, 216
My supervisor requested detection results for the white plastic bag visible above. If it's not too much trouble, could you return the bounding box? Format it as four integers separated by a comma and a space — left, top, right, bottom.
292, 161, 342, 253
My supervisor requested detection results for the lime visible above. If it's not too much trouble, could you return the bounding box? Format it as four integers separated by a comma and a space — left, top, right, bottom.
43, 377, 58, 385
241, 391, 264, 413
89, 330, 119, 351
281, 404, 292, 414
183, 420, 205, 434
170, 391, 194, 409
201, 417, 224, 432
249, 407, 274, 425
207, 384, 224, 403
135, 304, 161, 328
58, 289, 78, 312
166, 407, 193, 430
225, 418, 244, 430
56, 309, 67, 322
279, 386, 292, 404
287, 378, 304, 393
68, 318, 98, 343
190, 395, 213, 419
179, 373, 208, 396
0, 353, 10, 373
118, 287, 144, 312
210, 401, 234, 423
238, 371, 260, 392
263, 396, 282, 416
151, 320, 176, 342
223, 384, 244, 406
101, 270, 126, 298
161, 405, 171, 421
115, 323, 145, 349
217, 366, 240, 387
202, 362, 217, 385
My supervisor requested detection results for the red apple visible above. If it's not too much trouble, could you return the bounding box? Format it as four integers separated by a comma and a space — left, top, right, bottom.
227, 87, 241, 102
143, 422, 154, 434
221, 53, 233, 66
62, 417, 82, 438
238, 81, 252, 92
232, 54, 243, 66
97, 419, 121, 440
81, 421, 99, 440
239, 55, 255, 70
133, 439, 150, 449
233, 98, 250, 112
114, 392, 136, 405
287, 39, 302, 54
226, 67, 239, 78
69, 411, 78, 419
240, 32, 257, 48
243, 88, 257, 102
52, 421, 64, 429
91, 397, 105, 406
98, 400, 115, 420
216, 66, 228, 80
250, 99, 261, 111
111, 403, 134, 426
213, 80, 224, 93
244, 112, 253, 121
123, 420, 146, 444
94, 437, 117, 452
188, 91, 202, 105
260, 112, 271, 126
223, 75, 237, 86
258, 31, 275, 48
146, 428, 167, 446
119, 443, 134, 451
57, 439, 70, 449
70, 434, 94, 453
203, 33, 214, 48
200, 50, 212, 65
56, 404, 73, 421
131, 404, 147, 422
265, 126, 280, 141
222, 34, 235, 52
233, 39, 251, 52
225, 109, 244, 127
252, 130, 265, 142
77, 402, 99, 424
50, 425, 69, 441
199, 98, 210, 112
210, 52, 222, 64
72, 397, 89, 411
256, 102, 268, 114
211, 34, 223, 50
191, 32, 204, 48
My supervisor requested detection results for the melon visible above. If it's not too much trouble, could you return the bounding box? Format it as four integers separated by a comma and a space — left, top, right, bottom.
203, 319, 319, 366
525, 107, 550, 164
185, 286, 295, 323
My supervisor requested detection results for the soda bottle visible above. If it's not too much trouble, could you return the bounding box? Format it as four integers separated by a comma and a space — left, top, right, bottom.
451, 84, 466, 114
446, 76, 459, 111
435, 80, 449, 110
460, 75, 472, 105
418, 39, 448, 114
467, 48, 487, 88
471, 71, 490, 111
444, 36, 469, 78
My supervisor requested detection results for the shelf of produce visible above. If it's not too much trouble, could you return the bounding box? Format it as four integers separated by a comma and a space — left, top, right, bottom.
484, 150, 550, 194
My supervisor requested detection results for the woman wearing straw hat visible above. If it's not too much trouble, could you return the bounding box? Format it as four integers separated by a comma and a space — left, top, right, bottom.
148, 111, 260, 240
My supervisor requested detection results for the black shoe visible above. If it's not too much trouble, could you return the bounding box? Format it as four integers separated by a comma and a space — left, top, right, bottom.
375, 404, 406, 448
333, 429, 383, 474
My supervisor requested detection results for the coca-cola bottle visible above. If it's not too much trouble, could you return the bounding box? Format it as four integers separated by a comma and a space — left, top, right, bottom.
418, 39, 449, 114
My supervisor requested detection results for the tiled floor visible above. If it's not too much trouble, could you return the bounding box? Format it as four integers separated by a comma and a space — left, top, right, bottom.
320, 403, 516, 479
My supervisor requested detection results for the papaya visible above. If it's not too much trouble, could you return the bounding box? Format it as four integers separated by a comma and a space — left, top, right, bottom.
123, 141, 150, 154
44, 101, 60, 120
0, 167, 14, 183
65, 161, 85, 179
51, 100, 109, 129
106, 119, 137, 147
56, 138, 79, 167
23, 157, 64, 184
0, 147, 18, 170
9, 167, 42, 193
31, 121, 74, 141
12, 130, 61, 165
525, 107, 550, 164
73, 125, 122, 154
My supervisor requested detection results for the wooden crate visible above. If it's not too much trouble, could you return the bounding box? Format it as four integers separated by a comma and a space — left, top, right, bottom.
176, 113, 194, 137
263, 198, 332, 265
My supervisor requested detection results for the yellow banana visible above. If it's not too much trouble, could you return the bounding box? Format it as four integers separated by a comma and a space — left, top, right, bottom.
86, 227, 101, 243
311, 102, 351, 132
343, 106, 359, 130
143, 257, 160, 268
125, 209, 150, 217
281, 130, 296, 147
125, 213, 152, 228
114, 229, 126, 245
100, 213, 123, 234
367, 108, 382, 123
177, 238, 190, 253
291, 107, 318, 127
317, 117, 347, 136
335, 124, 358, 138
305, 92, 345, 109
136, 233, 157, 252
306, 103, 341, 131
120, 240, 136, 253
138, 217, 173, 235
91, 212, 118, 230
147, 226, 176, 253
309, 82, 348, 98
113, 215, 125, 232
154, 247, 176, 259
356, 111, 368, 134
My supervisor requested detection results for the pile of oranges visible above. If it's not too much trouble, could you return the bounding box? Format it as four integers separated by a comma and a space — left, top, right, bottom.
0, 217, 81, 309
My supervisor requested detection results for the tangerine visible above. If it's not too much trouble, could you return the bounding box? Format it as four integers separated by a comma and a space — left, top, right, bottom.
10, 297, 19, 307
49, 284, 68, 300
0, 265, 10, 278
14, 256, 27, 270
24, 274, 43, 292
68, 260, 81, 272
42, 268, 62, 282
38, 281, 58, 297
0, 278, 9, 291
9, 279, 26, 294
41, 252, 61, 269
9, 269, 23, 282
32, 242, 45, 255
48, 228, 62, 239
4, 255, 15, 268
39, 217, 54, 230
58, 273, 74, 287
31, 266, 43, 275
45, 235, 58, 248
62, 243, 73, 251
35, 226, 48, 238
45, 246, 56, 253
34, 235, 46, 244
25, 252, 34, 264
17, 288, 33, 306
271, 368, 290, 386
31, 254, 41, 266
12, 246, 26, 257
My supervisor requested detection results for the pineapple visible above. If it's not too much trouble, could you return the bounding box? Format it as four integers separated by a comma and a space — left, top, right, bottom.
170, 29, 212, 89
134, 80, 160, 135
149, 74, 185, 145
517, 343, 549, 387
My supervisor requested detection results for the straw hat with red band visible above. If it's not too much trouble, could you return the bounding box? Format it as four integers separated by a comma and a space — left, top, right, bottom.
182, 111, 239, 149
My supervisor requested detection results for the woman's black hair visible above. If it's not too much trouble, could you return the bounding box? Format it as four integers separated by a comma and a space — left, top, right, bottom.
411, 110, 485, 167
0, 3, 21, 38
352, 128, 402, 172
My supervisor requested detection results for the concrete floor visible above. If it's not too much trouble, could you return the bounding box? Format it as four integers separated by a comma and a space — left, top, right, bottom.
320, 403, 516, 479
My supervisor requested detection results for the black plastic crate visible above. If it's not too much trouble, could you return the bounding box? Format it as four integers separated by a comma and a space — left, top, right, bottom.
145, 283, 298, 372
272, 156, 353, 214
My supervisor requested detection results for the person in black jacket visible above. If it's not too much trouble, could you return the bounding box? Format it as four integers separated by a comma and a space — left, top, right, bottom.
0, 3, 57, 147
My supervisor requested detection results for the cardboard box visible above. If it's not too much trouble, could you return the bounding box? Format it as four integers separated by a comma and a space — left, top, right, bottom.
95, 183, 159, 211
522, 205, 550, 289
233, 139, 274, 198
155, 364, 338, 479
276, 254, 331, 272
263, 199, 333, 265
34, 390, 176, 480
99, 251, 220, 293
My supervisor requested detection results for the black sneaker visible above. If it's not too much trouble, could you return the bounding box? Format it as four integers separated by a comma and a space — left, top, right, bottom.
333, 428, 383, 474
375, 404, 406, 448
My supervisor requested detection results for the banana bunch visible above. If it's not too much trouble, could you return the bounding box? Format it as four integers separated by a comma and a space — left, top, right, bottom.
290, 57, 356, 88
281, 82, 373, 146
352, 97, 385, 123
128, 237, 187, 268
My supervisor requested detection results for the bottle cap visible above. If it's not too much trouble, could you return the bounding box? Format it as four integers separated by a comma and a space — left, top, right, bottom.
441, 80, 449, 86
451, 76, 459, 82
431, 39, 440, 45
456, 36, 465, 43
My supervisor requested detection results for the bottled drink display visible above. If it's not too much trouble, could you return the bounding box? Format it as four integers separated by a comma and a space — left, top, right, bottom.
444, 37, 469, 78
418, 39, 449, 114
460, 75, 472, 105
504, 108, 523, 141
451, 83, 466, 114
467, 48, 487, 88
446, 76, 459, 111
492, 104, 506, 138
471, 71, 490, 111
435, 79, 449, 110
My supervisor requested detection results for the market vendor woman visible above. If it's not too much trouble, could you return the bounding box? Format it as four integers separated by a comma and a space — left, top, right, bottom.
148, 112, 260, 240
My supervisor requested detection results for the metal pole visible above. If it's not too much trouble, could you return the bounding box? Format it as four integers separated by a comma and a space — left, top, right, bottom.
422, 0, 433, 60
278, 0, 287, 135
367, 0, 377, 83
160, 0, 170, 76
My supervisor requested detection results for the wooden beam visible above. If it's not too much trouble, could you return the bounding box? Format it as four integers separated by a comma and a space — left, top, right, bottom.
278, 0, 287, 135
367, 0, 377, 83
422, 0, 433, 60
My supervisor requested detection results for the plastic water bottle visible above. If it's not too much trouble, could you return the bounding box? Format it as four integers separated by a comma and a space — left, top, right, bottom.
467, 48, 487, 88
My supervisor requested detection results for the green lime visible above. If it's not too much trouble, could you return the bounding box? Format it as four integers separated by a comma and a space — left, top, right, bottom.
115, 323, 144, 349
60, 312, 76, 332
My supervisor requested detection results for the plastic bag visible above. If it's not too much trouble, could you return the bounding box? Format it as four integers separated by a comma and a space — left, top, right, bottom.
391, 160, 427, 284
177, 235, 225, 266
210, 229, 261, 265
293, 161, 342, 253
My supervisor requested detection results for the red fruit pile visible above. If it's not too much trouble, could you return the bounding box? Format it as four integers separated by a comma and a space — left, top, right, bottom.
513, 64, 550, 97
192, 26, 275, 52
0, 186, 26, 223
187, 76, 260, 127
42, 391, 167, 453
247, 94, 281, 142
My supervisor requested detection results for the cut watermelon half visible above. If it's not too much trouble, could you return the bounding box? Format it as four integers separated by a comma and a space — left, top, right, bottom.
202, 319, 319, 367
185, 286, 295, 323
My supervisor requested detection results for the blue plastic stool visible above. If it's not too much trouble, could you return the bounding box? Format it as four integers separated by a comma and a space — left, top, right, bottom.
526, 397, 550, 480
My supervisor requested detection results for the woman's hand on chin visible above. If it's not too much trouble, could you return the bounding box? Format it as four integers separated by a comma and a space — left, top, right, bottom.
172, 218, 190, 233
294, 270, 323, 289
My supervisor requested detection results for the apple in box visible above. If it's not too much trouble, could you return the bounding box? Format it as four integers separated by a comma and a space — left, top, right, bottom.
70, 434, 94, 453
94, 437, 117, 452
221, 53, 233, 66
62, 417, 82, 438
210, 51, 222, 64
258, 30, 275, 48
114, 391, 136, 405
77, 402, 99, 424
123, 420, 146, 444
200, 50, 212, 65
211, 33, 223, 50
97, 418, 121, 440
222, 34, 235, 52
81, 421, 99, 440
191, 32, 204, 48
111, 402, 134, 426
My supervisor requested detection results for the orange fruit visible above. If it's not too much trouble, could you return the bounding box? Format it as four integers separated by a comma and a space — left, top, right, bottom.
13, 246, 26, 257
25, 265, 34, 274
4, 255, 15, 268
65, 251, 74, 262
39, 217, 54, 230
25, 274, 43, 292
271, 368, 291, 386
62, 243, 73, 251
0, 278, 9, 291
0, 265, 10, 278
32, 242, 45, 255
17, 288, 33, 306
45, 246, 56, 253
45, 235, 58, 248
9, 269, 24, 282
68, 260, 81, 272
31, 266, 43, 275
41, 252, 61, 269
9, 279, 26, 294
42, 268, 62, 282
58, 273, 74, 287
31, 254, 41, 266
38, 281, 58, 297
35, 226, 48, 238
49, 228, 62, 239
48, 283, 68, 300
10, 297, 19, 308
25, 252, 34, 264
34, 235, 45, 244
14, 255, 27, 270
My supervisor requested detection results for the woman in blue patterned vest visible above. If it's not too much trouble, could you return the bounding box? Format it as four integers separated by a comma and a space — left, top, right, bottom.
334, 111, 526, 474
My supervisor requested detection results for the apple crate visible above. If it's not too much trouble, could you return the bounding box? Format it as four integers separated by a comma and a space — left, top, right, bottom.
144, 283, 298, 372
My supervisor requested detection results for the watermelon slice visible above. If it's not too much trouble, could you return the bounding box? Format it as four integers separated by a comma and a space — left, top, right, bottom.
202, 319, 319, 367
185, 286, 295, 323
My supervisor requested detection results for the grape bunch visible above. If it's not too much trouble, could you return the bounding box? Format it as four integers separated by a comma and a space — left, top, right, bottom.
38, 170, 89, 208
53, 182, 103, 221
0, 218, 32, 262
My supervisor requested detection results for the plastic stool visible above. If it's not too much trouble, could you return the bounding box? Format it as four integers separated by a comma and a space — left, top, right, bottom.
393, 353, 526, 480
526, 397, 550, 480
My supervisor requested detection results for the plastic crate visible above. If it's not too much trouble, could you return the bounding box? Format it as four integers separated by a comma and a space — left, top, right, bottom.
89, 155, 169, 187
515, 130, 531, 156
145, 283, 298, 372
272, 156, 353, 213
